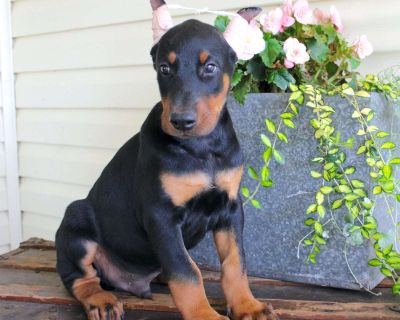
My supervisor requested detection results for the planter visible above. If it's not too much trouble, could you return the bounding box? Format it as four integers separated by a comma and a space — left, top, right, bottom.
190, 93, 400, 290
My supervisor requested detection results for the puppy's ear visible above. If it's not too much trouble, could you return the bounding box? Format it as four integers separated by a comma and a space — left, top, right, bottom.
150, 43, 159, 70
151, 0, 174, 44
228, 45, 238, 65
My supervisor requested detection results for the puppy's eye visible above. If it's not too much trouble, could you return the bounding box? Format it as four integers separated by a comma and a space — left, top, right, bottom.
204, 63, 217, 74
159, 64, 171, 75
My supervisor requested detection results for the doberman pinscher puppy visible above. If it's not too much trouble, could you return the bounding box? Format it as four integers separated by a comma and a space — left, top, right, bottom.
55, 1, 279, 320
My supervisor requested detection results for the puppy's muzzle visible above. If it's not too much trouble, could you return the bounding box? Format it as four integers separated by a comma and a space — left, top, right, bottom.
170, 112, 197, 131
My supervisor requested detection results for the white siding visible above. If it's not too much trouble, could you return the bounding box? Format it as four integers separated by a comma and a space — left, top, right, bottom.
0, 65, 10, 253
11, 0, 400, 241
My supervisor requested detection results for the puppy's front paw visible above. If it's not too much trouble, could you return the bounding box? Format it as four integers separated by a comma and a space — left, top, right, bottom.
84, 291, 124, 320
229, 299, 279, 320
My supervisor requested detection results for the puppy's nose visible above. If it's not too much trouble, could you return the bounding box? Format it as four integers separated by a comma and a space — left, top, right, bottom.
170, 112, 196, 131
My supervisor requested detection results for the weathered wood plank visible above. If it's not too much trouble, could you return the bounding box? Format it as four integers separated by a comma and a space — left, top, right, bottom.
2, 239, 392, 289
0, 300, 182, 320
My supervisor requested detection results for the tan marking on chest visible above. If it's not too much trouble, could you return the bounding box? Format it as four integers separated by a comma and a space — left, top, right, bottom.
215, 165, 243, 200
161, 172, 212, 207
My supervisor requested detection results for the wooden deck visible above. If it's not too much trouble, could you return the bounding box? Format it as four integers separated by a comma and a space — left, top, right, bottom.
0, 238, 399, 319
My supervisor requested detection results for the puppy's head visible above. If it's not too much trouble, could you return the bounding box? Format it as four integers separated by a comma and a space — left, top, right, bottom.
151, 18, 237, 138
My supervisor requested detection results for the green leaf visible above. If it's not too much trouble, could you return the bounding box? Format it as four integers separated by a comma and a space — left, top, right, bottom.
261, 166, 270, 181
277, 132, 288, 143
265, 118, 276, 133
308, 38, 329, 64
246, 58, 266, 82
261, 179, 273, 188
231, 69, 243, 87
380, 267, 392, 277
376, 131, 390, 138
289, 91, 302, 102
232, 75, 251, 105
368, 259, 382, 267
381, 142, 396, 149
214, 15, 230, 33
248, 167, 258, 180
351, 180, 365, 188
311, 171, 322, 178
316, 192, 324, 205
305, 218, 315, 226
260, 134, 272, 147
344, 166, 356, 175
390, 158, 400, 165
280, 112, 294, 119
337, 185, 351, 193
357, 145, 367, 154
260, 38, 281, 68
317, 205, 325, 218
387, 257, 400, 264
283, 119, 296, 128
307, 204, 317, 214
314, 221, 323, 235
251, 199, 262, 209
273, 149, 285, 164
331, 199, 343, 209
373, 185, 382, 195
241, 186, 250, 198
320, 186, 333, 194
383, 165, 393, 179
350, 56, 361, 70
263, 148, 272, 162
383, 181, 395, 193
269, 68, 295, 91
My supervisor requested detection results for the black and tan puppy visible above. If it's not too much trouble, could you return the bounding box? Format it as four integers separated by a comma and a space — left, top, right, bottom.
55, 1, 278, 320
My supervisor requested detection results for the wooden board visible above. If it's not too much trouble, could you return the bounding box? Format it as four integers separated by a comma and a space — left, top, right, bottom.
0, 238, 399, 320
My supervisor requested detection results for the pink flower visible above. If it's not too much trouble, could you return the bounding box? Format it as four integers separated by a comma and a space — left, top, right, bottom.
260, 8, 295, 35
283, 0, 294, 16
224, 16, 265, 61
313, 8, 330, 24
283, 37, 310, 66
293, 0, 315, 25
152, 4, 174, 44
354, 35, 373, 59
329, 6, 343, 32
284, 59, 295, 69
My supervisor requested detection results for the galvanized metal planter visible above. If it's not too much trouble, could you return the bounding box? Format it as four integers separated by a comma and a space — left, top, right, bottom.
191, 93, 400, 290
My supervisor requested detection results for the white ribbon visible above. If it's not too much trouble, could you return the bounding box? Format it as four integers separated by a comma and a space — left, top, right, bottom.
167, 4, 240, 17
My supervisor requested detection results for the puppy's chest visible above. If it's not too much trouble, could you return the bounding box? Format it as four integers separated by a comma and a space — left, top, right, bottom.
160, 166, 243, 208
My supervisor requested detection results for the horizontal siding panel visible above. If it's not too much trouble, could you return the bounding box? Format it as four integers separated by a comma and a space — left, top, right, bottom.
16, 66, 158, 109
0, 244, 10, 255
0, 110, 4, 141
13, 1, 400, 73
19, 143, 114, 186
22, 212, 61, 241
0, 143, 6, 177
17, 109, 148, 149
0, 211, 10, 246
20, 178, 89, 218
0, 178, 8, 211
12, 0, 285, 37
359, 52, 400, 76
14, 21, 154, 73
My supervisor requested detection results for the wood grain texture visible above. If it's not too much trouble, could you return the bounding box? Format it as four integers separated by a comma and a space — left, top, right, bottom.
0, 241, 398, 320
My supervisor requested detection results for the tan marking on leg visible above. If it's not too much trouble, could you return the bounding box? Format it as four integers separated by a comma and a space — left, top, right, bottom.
161, 172, 211, 206
72, 241, 123, 320
168, 51, 177, 64
169, 258, 224, 320
215, 165, 243, 200
214, 231, 274, 319
199, 51, 209, 64
196, 74, 230, 135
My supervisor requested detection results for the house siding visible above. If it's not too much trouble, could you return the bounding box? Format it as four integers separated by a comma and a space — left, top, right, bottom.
10, 0, 400, 240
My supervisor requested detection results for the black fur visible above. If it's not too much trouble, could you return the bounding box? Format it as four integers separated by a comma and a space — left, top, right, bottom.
56, 19, 245, 298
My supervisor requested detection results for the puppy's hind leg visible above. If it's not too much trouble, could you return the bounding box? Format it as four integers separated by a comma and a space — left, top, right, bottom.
55, 200, 124, 320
